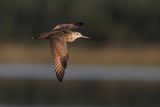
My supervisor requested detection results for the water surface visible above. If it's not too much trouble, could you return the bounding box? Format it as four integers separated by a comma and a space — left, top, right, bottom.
0, 64, 160, 81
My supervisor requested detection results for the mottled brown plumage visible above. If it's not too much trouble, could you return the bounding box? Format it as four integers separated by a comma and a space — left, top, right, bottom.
32, 22, 89, 82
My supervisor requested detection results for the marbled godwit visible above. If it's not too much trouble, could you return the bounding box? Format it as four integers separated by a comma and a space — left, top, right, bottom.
32, 22, 89, 82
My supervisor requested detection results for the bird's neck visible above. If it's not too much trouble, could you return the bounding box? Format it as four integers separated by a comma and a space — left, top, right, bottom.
67, 35, 77, 42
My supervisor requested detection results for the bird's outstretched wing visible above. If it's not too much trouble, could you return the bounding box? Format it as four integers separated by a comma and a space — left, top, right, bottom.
32, 30, 69, 39
52, 22, 84, 31
32, 22, 83, 39
32, 31, 55, 39
50, 37, 68, 82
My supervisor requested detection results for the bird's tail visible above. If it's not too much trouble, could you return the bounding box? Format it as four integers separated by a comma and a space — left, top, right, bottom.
31, 34, 40, 40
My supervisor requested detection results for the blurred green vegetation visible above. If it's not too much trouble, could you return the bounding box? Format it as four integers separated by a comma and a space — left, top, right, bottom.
0, 0, 160, 46
0, 79, 159, 106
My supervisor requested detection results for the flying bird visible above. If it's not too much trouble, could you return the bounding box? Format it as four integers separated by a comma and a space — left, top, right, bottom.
32, 22, 90, 82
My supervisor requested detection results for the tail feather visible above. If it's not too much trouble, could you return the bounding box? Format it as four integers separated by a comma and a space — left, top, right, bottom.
31, 34, 40, 40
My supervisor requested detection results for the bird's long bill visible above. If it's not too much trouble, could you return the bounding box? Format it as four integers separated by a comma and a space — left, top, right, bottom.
81, 35, 90, 39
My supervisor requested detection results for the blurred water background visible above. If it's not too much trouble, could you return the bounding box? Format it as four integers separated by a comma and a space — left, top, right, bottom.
0, 0, 160, 107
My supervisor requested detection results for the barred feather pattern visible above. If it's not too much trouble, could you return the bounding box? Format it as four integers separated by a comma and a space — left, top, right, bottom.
53, 55, 68, 81
50, 38, 68, 82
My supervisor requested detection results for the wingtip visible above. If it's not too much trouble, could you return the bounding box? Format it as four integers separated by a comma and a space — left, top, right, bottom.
57, 77, 63, 82
56, 73, 64, 82
77, 22, 84, 25
74, 22, 84, 28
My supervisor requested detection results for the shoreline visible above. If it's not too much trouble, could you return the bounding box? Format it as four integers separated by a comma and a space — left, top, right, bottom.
0, 44, 160, 66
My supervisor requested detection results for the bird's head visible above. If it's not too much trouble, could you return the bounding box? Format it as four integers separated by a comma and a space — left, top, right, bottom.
73, 32, 90, 39
67, 32, 90, 42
